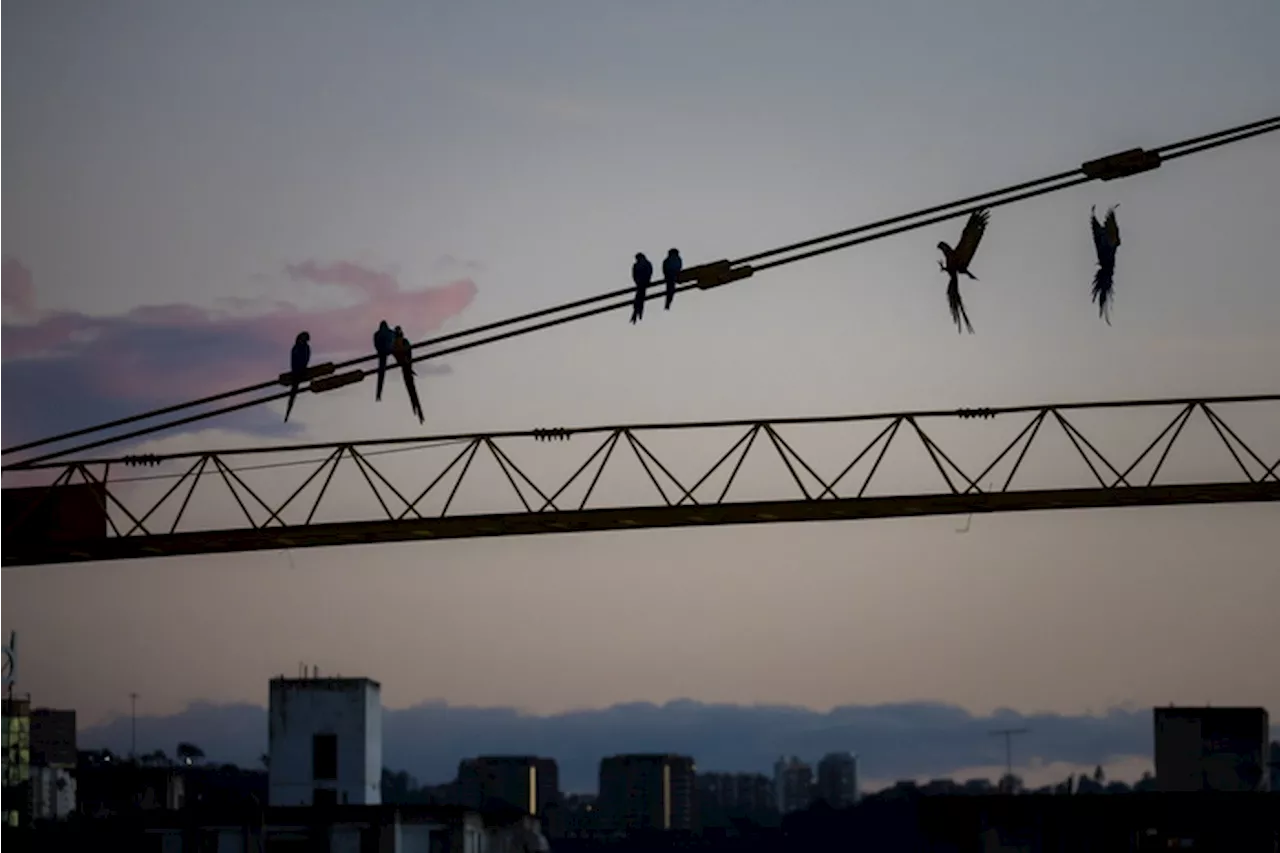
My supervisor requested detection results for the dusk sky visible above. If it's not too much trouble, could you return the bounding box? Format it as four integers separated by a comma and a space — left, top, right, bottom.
3, 0, 1279, 782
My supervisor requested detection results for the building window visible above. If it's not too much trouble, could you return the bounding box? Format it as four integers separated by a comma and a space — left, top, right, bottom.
314, 787, 338, 808
312, 734, 338, 781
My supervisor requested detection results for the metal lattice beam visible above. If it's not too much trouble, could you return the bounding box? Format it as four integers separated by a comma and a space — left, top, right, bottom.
3, 393, 1277, 567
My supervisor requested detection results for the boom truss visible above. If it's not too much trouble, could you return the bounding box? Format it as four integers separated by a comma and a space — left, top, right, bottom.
3, 394, 1277, 567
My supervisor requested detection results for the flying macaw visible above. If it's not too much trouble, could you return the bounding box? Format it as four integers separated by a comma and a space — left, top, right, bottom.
630, 253, 653, 324
1090, 205, 1121, 325
937, 209, 991, 334
662, 249, 683, 310
392, 326, 424, 424
373, 320, 395, 401
284, 331, 311, 422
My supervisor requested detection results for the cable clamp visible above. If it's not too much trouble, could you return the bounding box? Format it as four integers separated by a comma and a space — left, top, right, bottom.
1081, 148, 1162, 182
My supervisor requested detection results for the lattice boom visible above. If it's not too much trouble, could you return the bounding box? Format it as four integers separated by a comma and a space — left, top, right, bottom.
3, 394, 1278, 566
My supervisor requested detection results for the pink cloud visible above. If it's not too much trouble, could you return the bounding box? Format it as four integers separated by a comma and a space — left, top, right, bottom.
2, 260, 478, 445
2, 256, 37, 318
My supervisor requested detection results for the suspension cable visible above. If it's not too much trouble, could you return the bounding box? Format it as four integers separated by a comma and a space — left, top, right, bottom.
5, 114, 1277, 464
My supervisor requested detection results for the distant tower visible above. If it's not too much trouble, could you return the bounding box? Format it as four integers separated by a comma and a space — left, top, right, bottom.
816, 752, 859, 807
267, 676, 382, 807
598, 754, 695, 833
772, 756, 813, 813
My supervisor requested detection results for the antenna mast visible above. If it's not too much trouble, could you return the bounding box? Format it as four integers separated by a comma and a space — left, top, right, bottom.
989, 727, 1030, 787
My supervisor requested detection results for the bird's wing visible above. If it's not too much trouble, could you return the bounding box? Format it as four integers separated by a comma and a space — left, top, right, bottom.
1104, 207, 1120, 248
953, 209, 990, 268
1090, 210, 1107, 257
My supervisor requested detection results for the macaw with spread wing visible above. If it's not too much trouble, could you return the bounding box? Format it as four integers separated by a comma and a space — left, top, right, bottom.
1090, 205, 1121, 324
284, 331, 310, 422
392, 326, 424, 424
373, 320, 395, 401
937, 209, 990, 334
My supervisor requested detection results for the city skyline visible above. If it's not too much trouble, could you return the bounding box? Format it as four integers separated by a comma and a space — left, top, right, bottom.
66, 694, 1280, 795
4, 0, 1280, 741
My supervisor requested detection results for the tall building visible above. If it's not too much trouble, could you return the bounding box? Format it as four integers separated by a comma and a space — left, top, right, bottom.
267, 676, 382, 807
1269, 741, 1280, 792
1154, 706, 1271, 792
29, 709, 76, 769
697, 772, 776, 828
2, 698, 31, 828
598, 754, 695, 834
457, 756, 559, 815
29, 708, 77, 821
772, 756, 813, 814
815, 751, 858, 807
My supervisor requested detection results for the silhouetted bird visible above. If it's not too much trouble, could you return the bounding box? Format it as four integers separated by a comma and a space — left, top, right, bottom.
630, 253, 653, 324
937, 209, 990, 334
1090, 205, 1121, 325
662, 249, 683, 310
392, 326, 424, 424
373, 320, 395, 401
284, 331, 311, 422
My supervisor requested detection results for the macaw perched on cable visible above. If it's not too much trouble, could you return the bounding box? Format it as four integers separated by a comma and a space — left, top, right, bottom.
630, 253, 653, 324
392, 326, 424, 424
373, 320, 395, 401
284, 331, 311, 422
936, 208, 990, 334
662, 249, 683, 310
1089, 205, 1121, 325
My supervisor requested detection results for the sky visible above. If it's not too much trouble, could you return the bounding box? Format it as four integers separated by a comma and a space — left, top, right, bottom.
3, 0, 1280, 781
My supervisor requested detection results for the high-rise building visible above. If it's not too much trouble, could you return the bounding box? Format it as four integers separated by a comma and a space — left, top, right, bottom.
267, 676, 382, 807
2, 698, 31, 828
697, 772, 776, 827
598, 754, 695, 834
815, 752, 858, 807
29, 708, 77, 821
30, 709, 76, 769
1154, 706, 1271, 792
457, 756, 559, 816
1269, 741, 1280, 792
772, 756, 813, 813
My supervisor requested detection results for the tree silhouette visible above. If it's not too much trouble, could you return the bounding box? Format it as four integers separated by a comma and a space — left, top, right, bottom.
176, 742, 205, 765
139, 749, 170, 767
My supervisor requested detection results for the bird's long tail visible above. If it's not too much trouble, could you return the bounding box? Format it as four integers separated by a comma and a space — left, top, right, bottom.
376, 354, 388, 401
284, 382, 299, 422
631, 285, 646, 324
401, 364, 424, 424
665, 281, 675, 310
946, 274, 974, 334
1091, 263, 1115, 326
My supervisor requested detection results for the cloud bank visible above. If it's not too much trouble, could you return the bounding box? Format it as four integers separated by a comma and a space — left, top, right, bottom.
1, 259, 477, 447
72, 698, 1229, 793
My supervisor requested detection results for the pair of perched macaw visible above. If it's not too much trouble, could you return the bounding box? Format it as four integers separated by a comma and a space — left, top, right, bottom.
935, 205, 1122, 333
282, 324, 424, 425
630, 249, 683, 324
373, 321, 423, 424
